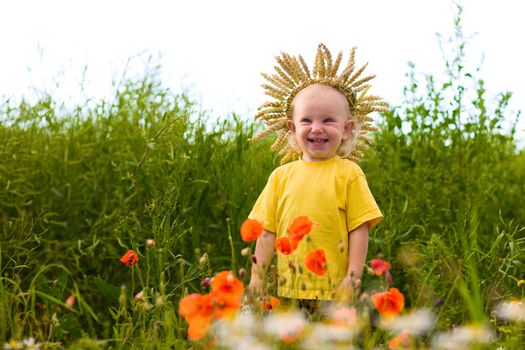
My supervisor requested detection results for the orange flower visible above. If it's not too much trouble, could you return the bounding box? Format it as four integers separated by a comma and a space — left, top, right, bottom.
288, 216, 317, 242
187, 315, 212, 341
389, 330, 411, 349
371, 258, 391, 276
259, 296, 280, 311
240, 218, 264, 242
210, 271, 244, 299
275, 236, 298, 255
304, 248, 328, 276
371, 288, 405, 317
178, 293, 215, 340
179, 270, 245, 341
120, 249, 138, 266
178, 293, 214, 321
212, 290, 242, 319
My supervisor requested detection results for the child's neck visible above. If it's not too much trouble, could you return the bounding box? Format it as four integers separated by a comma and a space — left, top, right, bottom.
301, 155, 338, 162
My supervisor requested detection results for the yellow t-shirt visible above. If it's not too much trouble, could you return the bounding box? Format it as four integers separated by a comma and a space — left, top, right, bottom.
249, 156, 383, 300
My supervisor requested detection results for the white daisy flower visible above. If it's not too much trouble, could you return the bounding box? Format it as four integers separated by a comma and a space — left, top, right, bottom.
380, 308, 436, 335
212, 312, 258, 347
494, 300, 525, 323
432, 324, 495, 350
263, 312, 306, 343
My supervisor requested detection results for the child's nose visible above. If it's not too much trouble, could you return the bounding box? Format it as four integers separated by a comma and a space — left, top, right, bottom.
311, 121, 323, 133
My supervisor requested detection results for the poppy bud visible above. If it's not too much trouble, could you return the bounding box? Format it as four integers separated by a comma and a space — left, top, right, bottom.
119, 286, 127, 305
385, 270, 393, 285
359, 292, 369, 302
433, 298, 445, 308
146, 239, 156, 247
241, 247, 250, 256
66, 295, 76, 308
201, 277, 211, 289
134, 290, 145, 301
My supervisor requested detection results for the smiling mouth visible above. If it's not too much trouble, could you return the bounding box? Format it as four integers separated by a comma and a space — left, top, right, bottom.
308, 138, 328, 144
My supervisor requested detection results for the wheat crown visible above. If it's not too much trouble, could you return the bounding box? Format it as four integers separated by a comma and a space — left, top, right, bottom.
252, 43, 388, 163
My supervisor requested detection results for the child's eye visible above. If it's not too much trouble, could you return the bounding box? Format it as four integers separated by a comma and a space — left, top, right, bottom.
324, 118, 335, 123
300, 118, 312, 124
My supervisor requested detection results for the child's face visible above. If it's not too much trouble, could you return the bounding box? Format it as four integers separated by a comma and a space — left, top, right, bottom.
289, 85, 353, 162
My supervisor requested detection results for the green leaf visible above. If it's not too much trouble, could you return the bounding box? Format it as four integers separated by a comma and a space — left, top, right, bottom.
91, 276, 121, 305
58, 313, 82, 340
54, 269, 69, 300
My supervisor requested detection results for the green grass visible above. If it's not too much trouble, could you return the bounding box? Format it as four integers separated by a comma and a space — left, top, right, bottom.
1, 6, 524, 349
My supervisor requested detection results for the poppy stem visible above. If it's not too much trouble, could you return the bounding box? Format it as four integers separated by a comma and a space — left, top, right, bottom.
132, 264, 135, 297
226, 218, 238, 272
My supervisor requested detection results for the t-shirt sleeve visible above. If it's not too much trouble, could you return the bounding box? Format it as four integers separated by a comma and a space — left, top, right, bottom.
346, 174, 383, 232
248, 171, 277, 233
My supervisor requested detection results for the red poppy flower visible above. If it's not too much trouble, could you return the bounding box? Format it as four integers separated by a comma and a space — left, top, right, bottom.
259, 296, 280, 311
187, 315, 212, 341
371, 258, 392, 276
304, 248, 328, 276
179, 270, 245, 341
240, 218, 264, 242
178, 293, 214, 340
212, 290, 242, 319
288, 216, 317, 242
179, 293, 213, 321
210, 271, 244, 299
275, 236, 298, 255
120, 249, 138, 266
371, 288, 405, 317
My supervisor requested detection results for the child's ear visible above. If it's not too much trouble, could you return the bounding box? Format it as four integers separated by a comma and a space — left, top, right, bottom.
288, 119, 296, 134
343, 119, 355, 140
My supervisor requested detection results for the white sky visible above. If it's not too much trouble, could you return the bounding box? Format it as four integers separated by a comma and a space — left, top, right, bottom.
1, 0, 524, 143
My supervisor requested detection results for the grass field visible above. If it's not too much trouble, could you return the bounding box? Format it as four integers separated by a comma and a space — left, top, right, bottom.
1, 10, 524, 350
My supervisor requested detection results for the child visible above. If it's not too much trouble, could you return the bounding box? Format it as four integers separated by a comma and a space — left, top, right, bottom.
248, 44, 388, 305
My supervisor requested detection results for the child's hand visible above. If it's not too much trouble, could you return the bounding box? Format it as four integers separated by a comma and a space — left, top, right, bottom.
248, 274, 264, 296
335, 275, 361, 303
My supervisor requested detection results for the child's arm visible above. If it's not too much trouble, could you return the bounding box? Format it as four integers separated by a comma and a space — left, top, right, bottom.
337, 223, 369, 301
346, 222, 369, 280
248, 229, 276, 295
